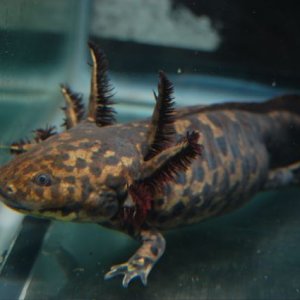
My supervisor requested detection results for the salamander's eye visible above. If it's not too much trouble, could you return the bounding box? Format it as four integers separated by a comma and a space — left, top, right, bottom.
34, 173, 52, 186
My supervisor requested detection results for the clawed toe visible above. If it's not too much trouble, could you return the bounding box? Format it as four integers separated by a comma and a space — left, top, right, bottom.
104, 262, 149, 287
104, 229, 165, 287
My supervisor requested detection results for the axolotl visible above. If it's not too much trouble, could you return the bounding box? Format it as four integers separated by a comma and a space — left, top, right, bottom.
0, 42, 300, 287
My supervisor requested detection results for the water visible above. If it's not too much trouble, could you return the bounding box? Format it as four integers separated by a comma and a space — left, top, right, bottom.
0, 1, 299, 299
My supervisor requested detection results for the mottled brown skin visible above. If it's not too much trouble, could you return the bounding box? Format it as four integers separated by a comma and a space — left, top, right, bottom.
1, 99, 300, 286
0, 109, 277, 221
1, 44, 300, 287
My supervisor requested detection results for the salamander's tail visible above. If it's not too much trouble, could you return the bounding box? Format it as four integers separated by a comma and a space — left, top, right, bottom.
193, 93, 300, 170
262, 96, 300, 189
207, 94, 300, 171
260, 95, 300, 170
255, 94, 300, 115
191, 94, 300, 116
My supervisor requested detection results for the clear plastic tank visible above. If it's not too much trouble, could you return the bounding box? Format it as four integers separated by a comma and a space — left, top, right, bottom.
0, 1, 299, 299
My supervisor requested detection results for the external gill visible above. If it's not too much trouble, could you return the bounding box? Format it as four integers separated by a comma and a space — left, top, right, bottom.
0, 41, 116, 155
144, 71, 176, 161
60, 84, 85, 129
7, 125, 57, 155
123, 72, 203, 227
124, 131, 202, 226
87, 41, 116, 127
60, 41, 116, 129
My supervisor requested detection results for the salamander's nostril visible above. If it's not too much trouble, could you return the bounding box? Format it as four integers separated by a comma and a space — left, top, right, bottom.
7, 184, 15, 194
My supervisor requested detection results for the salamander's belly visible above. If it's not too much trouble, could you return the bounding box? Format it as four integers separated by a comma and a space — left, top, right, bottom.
147, 111, 270, 229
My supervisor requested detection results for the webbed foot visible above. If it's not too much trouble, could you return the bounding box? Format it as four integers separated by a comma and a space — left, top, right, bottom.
104, 229, 165, 287
104, 257, 151, 287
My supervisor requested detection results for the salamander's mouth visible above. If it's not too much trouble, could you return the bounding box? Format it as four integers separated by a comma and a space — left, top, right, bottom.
0, 185, 31, 212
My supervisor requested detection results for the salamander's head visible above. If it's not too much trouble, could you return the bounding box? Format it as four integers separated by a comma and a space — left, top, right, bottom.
0, 48, 202, 228
0, 125, 141, 222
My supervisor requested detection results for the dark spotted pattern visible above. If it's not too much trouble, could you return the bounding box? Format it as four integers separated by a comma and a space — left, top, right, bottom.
202, 183, 212, 199
195, 167, 204, 181
229, 161, 236, 174
212, 172, 218, 186
10, 105, 278, 230
80, 176, 92, 201
106, 175, 125, 188
62, 153, 70, 160
207, 114, 223, 128
177, 173, 186, 185
150, 246, 159, 256
146, 104, 298, 229
1, 88, 300, 288
216, 136, 227, 156
76, 158, 87, 169
90, 166, 101, 176
241, 158, 251, 182
200, 123, 218, 170
91, 152, 100, 161
65, 166, 74, 173
67, 186, 75, 195
171, 201, 185, 217
105, 156, 119, 165
62, 144, 78, 151
230, 141, 241, 159
79, 142, 95, 148
64, 176, 76, 184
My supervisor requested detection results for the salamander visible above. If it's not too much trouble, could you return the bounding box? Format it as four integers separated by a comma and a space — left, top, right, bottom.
0, 41, 300, 287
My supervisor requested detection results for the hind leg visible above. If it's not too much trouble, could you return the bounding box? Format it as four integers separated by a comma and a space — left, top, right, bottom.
264, 161, 300, 190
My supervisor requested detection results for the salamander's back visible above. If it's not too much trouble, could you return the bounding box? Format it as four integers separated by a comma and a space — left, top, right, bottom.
0, 1, 300, 299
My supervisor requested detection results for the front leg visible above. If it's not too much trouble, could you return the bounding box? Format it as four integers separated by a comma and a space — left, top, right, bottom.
104, 229, 166, 287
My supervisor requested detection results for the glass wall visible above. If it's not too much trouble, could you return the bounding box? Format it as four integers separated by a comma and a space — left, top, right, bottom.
0, 1, 299, 299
